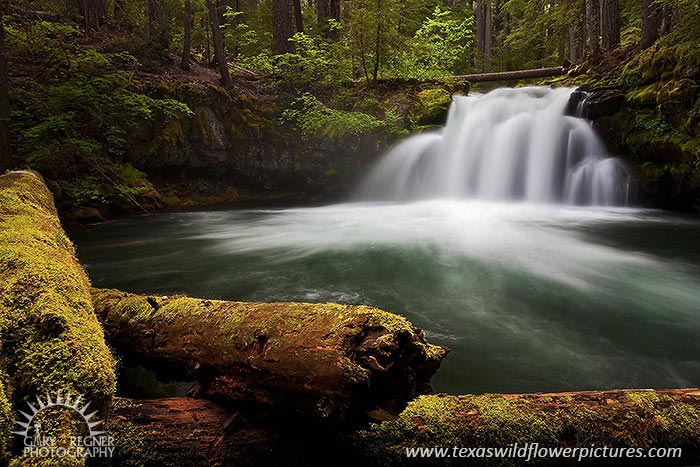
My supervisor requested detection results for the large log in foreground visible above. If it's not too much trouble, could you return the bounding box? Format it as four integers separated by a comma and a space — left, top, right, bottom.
0, 171, 117, 466
104, 389, 700, 466
91, 288, 448, 427
454, 66, 564, 83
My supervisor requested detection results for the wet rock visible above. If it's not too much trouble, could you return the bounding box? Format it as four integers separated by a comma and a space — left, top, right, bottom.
581, 89, 627, 120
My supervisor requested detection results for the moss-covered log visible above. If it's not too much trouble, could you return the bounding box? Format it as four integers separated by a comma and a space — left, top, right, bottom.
0, 368, 12, 464
0, 171, 117, 465
91, 288, 447, 427
104, 389, 700, 466
357, 389, 700, 465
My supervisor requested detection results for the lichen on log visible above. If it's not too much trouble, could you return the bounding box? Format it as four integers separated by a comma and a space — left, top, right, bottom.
91, 288, 448, 427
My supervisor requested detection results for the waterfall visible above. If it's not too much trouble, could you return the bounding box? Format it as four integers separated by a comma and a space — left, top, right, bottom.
358, 87, 633, 206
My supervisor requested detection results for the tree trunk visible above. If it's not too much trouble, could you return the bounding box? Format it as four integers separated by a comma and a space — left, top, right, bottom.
568, 23, 577, 61
585, 0, 600, 55
601, 0, 620, 50
106, 390, 700, 466
641, 0, 662, 49
372, 0, 381, 83
206, 0, 233, 85
660, 3, 676, 37
82, 0, 106, 29
475, 0, 485, 67
272, 0, 295, 54
0, 5, 10, 171
149, 0, 169, 49
316, 0, 340, 25
91, 288, 447, 428
484, 0, 492, 72
293, 0, 303, 32
181, 0, 193, 70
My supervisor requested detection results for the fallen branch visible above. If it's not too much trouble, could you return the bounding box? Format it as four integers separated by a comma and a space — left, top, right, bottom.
454, 67, 564, 83
91, 288, 448, 428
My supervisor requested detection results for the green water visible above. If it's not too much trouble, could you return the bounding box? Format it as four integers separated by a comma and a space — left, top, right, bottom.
71, 200, 700, 395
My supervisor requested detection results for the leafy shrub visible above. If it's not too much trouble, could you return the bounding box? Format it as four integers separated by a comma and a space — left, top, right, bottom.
281, 93, 405, 140
6, 20, 192, 208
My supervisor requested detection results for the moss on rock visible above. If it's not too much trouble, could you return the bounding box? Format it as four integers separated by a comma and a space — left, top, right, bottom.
415, 88, 452, 125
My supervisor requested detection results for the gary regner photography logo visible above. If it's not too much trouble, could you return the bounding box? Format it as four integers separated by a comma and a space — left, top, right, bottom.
13, 391, 114, 459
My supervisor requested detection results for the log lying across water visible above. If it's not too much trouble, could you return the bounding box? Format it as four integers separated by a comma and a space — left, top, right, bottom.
91, 288, 448, 427
105, 389, 700, 466
454, 66, 564, 83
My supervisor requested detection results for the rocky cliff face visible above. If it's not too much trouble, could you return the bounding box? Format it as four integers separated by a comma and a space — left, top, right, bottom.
567, 44, 700, 212
114, 80, 457, 214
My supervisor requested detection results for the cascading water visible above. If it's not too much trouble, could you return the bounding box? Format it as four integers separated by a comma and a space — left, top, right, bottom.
74, 85, 700, 395
359, 87, 633, 205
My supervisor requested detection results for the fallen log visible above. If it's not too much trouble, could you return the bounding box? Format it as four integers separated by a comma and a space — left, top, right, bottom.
91, 288, 448, 428
454, 66, 564, 83
0, 171, 117, 465
103, 389, 700, 466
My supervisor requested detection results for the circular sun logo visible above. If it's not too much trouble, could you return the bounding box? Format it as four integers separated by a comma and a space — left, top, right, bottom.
12, 391, 105, 439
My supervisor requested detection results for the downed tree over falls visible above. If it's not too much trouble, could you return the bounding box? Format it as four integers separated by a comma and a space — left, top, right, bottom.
104, 389, 700, 466
91, 288, 448, 427
454, 66, 564, 83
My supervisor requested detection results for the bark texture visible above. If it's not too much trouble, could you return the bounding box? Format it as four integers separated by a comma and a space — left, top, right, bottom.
601, 0, 620, 50
585, 0, 600, 55
181, 0, 193, 70
641, 0, 662, 49
272, 0, 296, 54
91, 288, 447, 428
82, 0, 107, 29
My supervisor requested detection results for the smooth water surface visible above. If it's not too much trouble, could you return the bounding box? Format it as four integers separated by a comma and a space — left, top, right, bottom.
72, 201, 700, 394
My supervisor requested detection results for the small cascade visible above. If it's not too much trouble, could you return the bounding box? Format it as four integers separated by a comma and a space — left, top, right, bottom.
358, 87, 633, 206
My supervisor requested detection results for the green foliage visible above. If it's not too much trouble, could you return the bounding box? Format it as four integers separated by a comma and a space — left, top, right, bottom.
637, 114, 673, 133
271, 33, 352, 87
6, 20, 191, 209
411, 7, 474, 75
281, 93, 405, 140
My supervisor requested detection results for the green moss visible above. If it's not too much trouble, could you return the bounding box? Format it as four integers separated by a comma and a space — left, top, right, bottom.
415, 88, 452, 125
0, 369, 12, 464
626, 83, 660, 109
354, 391, 700, 465
0, 172, 117, 465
